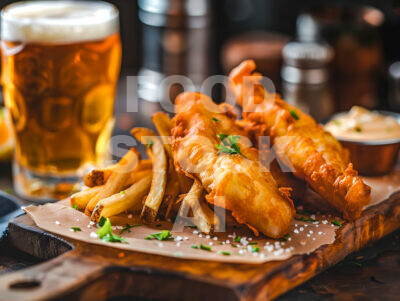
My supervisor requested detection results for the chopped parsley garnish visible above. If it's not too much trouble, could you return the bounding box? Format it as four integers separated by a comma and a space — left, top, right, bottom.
295, 216, 316, 222
248, 242, 258, 245
120, 224, 141, 234
218, 251, 231, 256
333, 120, 341, 125
350, 261, 362, 267
234, 236, 241, 243
191, 245, 198, 249
231, 244, 238, 248
156, 224, 162, 227
120, 190, 126, 195
212, 117, 220, 122
146, 140, 153, 149
290, 110, 299, 120
355, 127, 362, 133
280, 234, 290, 241
331, 220, 342, 227
215, 134, 247, 158
97, 216, 107, 227
71, 227, 81, 232
144, 230, 173, 241
96, 218, 127, 243
4, 188, 13, 195
71, 204, 78, 210
188, 225, 197, 229
249, 246, 260, 253
200, 244, 212, 251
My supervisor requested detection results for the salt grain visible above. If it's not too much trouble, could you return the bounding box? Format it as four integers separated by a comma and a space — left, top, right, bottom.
213, 237, 218, 241
55, 221, 60, 225
294, 229, 299, 234
206, 235, 211, 239
90, 232, 98, 238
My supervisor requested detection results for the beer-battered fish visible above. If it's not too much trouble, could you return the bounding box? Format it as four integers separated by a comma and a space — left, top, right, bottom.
229, 60, 371, 220
171, 92, 294, 238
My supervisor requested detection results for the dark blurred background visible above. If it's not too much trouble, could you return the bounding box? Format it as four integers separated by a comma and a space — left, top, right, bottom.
2, 0, 400, 126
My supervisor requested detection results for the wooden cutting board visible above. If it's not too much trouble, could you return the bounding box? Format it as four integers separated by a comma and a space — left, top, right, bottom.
0, 191, 399, 301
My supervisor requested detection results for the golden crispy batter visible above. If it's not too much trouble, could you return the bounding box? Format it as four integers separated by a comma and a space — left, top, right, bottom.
171, 92, 294, 238
229, 60, 371, 220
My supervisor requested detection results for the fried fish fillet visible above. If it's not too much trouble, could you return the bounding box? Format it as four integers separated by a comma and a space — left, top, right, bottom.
229, 60, 371, 220
171, 92, 294, 238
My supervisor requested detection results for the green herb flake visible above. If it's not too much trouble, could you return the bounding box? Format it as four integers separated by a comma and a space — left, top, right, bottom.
71, 227, 81, 232
234, 236, 241, 243
331, 220, 342, 227
120, 190, 126, 195
97, 216, 107, 227
280, 234, 290, 241
249, 246, 260, 253
188, 225, 197, 229
290, 110, 300, 120
218, 251, 231, 256
4, 188, 13, 195
248, 242, 258, 245
200, 244, 212, 251
355, 127, 362, 133
146, 140, 153, 149
120, 224, 141, 234
333, 120, 341, 126
212, 117, 220, 122
96, 218, 127, 243
191, 245, 198, 249
231, 244, 238, 248
71, 204, 78, 210
215, 135, 247, 158
295, 216, 316, 222
350, 261, 362, 267
144, 230, 173, 241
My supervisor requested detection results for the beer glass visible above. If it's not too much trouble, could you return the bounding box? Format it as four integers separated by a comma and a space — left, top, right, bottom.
1, 1, 121, 201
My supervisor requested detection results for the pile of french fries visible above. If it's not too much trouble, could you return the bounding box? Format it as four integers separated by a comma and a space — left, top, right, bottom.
70, 113, 220, 234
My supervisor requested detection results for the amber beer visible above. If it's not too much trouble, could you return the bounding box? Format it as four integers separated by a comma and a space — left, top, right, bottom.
1, 1, 121, 200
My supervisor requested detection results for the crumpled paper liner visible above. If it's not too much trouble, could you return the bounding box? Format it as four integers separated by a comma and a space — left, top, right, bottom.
23, 167, 400, 264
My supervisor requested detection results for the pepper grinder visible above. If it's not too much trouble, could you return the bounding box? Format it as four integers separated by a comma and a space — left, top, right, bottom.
281, 41, 334, 122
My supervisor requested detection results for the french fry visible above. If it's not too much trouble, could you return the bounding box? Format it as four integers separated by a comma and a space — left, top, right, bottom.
124, 169, 152, 187
152, 112, 192, 194
180, 181, 220, 234
85, 147, 140, 215
131, 127, 167, 223
84, 165, 115, 187
137, 159, 152, 171
159, 166, 181, 220
70, 185, 103, 210
84, 159, 151, 187
92, 173, 152, 222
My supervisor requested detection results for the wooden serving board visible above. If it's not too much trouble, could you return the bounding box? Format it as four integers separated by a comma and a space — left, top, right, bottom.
0, 191, 399, 301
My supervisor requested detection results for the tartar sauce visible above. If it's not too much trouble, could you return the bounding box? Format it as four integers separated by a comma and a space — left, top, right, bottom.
325, 106, 400, 141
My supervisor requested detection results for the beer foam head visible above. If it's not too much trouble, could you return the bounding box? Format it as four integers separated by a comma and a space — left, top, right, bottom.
1, 1, 119, 43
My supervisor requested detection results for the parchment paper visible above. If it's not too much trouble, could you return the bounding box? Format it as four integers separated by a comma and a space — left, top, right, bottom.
24, 167, 400, 264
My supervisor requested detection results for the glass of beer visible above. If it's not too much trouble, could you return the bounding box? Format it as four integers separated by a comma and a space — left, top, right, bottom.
1, 1, 121, 201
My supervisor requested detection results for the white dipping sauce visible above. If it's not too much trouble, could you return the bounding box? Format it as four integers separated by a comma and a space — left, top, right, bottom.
325, 106, 400, 141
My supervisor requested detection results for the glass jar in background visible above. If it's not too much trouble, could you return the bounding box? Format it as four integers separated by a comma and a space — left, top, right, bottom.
1, 1, 122, 201
137, 0, 212, 116
281, 41, 334, 123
